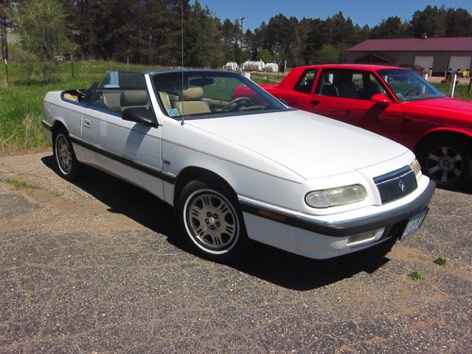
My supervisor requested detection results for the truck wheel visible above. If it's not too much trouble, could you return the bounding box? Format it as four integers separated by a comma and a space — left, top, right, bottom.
53, 129, 81, 181
177, 179, 249, 263
418, 138, 471, 190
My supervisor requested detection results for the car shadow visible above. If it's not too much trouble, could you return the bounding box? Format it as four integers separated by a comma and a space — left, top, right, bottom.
42, 155, 391, 291
230, 245, 390, 290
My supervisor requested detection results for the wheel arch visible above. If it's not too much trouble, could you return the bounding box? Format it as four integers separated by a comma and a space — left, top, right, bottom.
173, 166, 238, 210
51, 120, 69, 136
414, 129, 472, 189
414, 129, 472, 155
174, 166, 252, 262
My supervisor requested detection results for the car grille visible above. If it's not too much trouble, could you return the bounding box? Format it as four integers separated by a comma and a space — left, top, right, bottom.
374, 166, 417, 204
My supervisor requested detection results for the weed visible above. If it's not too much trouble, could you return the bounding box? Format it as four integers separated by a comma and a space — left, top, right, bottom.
1, 177, 38, 190
434, 256, 448, 266
409, 271, 424, 281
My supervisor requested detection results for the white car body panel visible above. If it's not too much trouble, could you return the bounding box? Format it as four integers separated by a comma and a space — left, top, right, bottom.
82, 109, 165, 199
42, 70, 435, 260
184, 110, 409, 180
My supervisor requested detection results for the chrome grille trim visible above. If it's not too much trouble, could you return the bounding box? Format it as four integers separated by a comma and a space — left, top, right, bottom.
374, 166, 417, 204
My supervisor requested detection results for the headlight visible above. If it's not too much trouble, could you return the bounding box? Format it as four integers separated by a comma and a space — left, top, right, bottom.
410, 159, 421, 176
305, 184, 367, 208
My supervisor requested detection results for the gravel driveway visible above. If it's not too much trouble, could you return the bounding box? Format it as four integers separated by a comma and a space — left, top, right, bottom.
1, 151, 471, 353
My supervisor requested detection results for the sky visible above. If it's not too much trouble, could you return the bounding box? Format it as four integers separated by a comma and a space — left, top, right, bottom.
192, 0, 471, 30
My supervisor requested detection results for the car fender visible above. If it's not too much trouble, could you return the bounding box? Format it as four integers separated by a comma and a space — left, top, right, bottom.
162, 140, 305, 211
415, 125, 472, 151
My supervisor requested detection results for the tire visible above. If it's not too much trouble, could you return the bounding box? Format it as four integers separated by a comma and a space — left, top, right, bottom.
53, 129, 81, 181
177, 179, 249, 263
418, 138, 472, 190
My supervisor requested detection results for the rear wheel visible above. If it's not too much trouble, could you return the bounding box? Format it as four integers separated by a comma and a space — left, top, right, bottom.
53, 129, 81, 181
177, 179, 249, 262
418, 138, 472, 190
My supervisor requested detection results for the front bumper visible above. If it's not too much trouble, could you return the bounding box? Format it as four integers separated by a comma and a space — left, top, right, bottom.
241, 179, 435, 237
240, 179, 435, 259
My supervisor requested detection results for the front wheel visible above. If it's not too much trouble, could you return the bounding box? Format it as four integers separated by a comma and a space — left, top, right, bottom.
177, 180, 249, 262
417, 138, 472, 190
53, 129, 81, 181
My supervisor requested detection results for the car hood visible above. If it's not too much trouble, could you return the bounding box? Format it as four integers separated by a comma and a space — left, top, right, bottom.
187, 110, 410, 180
403, 97, 472, 120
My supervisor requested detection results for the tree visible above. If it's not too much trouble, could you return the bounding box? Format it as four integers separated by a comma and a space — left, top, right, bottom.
445, 8, 472, 37
264, 14, 298, 64
13, 0, 72, 78
8, 1, 469, 70
411, 5, 447, 37
146, 0, 187, 66
14, 0, 72, 60
302, 18, 325, 64
293, 18, 312, 65
246, 22, 267, 61
184, 0, 210, 67
310, 44, 340, 64
258, 48, 277, 63
62, 0, 100, 60
370, 17, 410, 39
221, 19, 241, 63
328, 12, 357, 47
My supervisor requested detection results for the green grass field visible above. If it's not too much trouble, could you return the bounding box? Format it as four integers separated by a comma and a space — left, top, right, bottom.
1, 60, 471, 153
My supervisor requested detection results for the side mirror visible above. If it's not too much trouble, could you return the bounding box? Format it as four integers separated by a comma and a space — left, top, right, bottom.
371, 94, 392, 104
122, 107, 156, 126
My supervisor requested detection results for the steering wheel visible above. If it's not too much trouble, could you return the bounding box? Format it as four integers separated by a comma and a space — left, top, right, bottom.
222, 97, 252, 111
404, 87, 420, 97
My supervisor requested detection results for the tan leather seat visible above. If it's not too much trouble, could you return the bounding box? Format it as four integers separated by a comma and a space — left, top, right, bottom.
120, 90, 149, 109
159, 91, 172, 111
172, 87, 211, 116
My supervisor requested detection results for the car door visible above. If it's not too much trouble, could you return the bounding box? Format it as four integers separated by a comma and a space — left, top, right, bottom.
81, 91, 165, 200
275, 68, 319, 111
310, 68, 407, 144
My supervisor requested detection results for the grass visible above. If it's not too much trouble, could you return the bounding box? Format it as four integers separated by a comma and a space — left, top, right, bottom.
1, 84, 56, 150
250, 72, 287, 85
0, 60, 158, 153
0, 176, 39, 190
1, 60, 471, 153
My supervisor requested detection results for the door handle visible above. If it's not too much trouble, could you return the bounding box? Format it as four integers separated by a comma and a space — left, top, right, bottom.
84, 119, 91, 128
311, 100, 320, 106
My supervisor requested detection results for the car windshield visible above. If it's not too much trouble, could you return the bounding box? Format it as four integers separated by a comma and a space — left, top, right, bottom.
378, 69, 446, 102
150, 70, 287, 118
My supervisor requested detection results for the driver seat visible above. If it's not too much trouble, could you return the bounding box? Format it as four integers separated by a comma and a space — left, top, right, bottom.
172, 87, 211, 116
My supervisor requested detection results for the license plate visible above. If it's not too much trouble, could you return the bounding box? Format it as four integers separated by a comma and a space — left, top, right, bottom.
402, 209, 428, 239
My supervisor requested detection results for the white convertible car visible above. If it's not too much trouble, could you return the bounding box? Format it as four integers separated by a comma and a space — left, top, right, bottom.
42, 69, 435, 262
